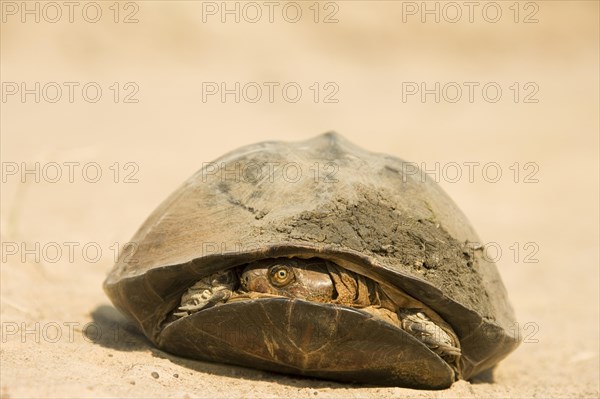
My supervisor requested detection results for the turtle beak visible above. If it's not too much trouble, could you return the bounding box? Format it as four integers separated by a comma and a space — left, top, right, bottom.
240, 269, 273, 294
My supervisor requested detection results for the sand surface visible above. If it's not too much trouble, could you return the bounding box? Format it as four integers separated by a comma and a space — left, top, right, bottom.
1, 1, 598, 398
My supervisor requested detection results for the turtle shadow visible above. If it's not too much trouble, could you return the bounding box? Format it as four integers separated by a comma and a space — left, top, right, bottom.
88, 304, 152, 352
90, 304, 351, 389
469, 367, 496, 384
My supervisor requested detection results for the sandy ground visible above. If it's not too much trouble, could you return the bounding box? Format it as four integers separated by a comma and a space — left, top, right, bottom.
1, 1, 598, 398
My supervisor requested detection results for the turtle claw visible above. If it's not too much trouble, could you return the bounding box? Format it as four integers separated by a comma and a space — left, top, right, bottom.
175, 270, 237, 318
399, 309, 461, 361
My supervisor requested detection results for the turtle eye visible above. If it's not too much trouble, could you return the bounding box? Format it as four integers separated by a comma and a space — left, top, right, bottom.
269, 266, 295, 287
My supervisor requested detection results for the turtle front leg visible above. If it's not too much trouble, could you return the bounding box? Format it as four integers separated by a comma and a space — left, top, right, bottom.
398, 309, 461, 363
174, 270, 237, 318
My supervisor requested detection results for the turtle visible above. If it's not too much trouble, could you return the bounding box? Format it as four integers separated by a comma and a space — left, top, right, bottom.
103, 132, 520, 389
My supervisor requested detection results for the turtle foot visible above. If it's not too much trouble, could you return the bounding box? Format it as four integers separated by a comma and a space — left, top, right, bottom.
174, 270, 237, 318
399, 309, 461, 362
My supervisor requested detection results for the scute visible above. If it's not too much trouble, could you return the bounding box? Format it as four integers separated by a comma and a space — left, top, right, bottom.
104, 132, 519, 384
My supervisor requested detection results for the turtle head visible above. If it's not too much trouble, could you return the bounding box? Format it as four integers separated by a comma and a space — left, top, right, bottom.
240, 258, 334, 302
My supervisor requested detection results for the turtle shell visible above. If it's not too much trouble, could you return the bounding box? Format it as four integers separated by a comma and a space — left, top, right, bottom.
104, 132, 519, 388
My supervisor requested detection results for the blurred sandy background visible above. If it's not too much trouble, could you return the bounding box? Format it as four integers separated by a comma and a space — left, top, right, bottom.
1, 1, 598, 397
